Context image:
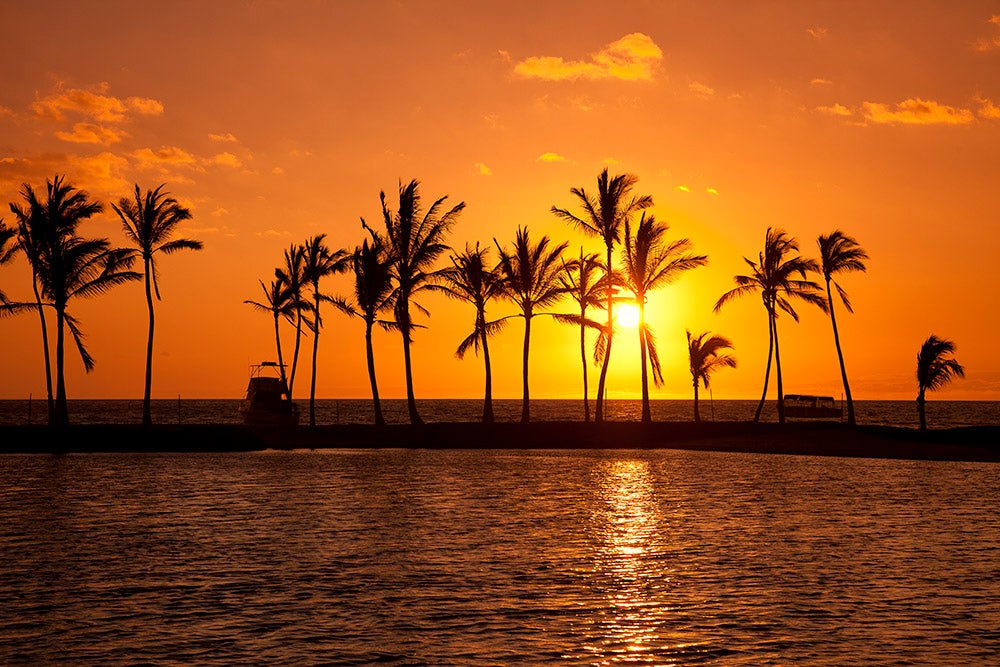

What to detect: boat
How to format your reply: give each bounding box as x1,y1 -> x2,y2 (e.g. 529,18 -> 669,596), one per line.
239,362 -> 300,426
783,394 -> 843,420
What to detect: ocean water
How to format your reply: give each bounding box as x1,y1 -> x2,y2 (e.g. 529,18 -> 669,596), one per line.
1,398 -> 998,429
1,448 -> 998,665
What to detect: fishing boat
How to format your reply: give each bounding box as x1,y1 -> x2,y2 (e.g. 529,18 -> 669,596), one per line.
239,362 -> 299,426
783,394 -> 843,420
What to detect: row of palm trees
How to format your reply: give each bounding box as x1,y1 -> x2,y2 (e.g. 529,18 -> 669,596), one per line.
1,176 -> 201,427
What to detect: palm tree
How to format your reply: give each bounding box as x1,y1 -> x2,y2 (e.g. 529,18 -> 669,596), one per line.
915,335 -> 965,430
111,184 -> 202,427
328,228 -> 397,426
686,330 -> 737,422
818,231 -> 868,426
367,178 -> 464,425
7,176 -> 140,426
0,219 -> 17,302
301,234 -> 350,427
714,228 -> 827,423
438,242 -> 506,424
552,168 -> 652,422
275,244 -> 309,399
558,249 -> 607,422
244,277 -> 299,394
621,213 -> 708,423
495,226 -> 568,423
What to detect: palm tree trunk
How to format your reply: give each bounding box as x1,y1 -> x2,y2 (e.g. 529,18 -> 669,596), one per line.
755,311 -> 774,423
399,300 -> 422,425
272,314 -> 288,392
639,310 -> 651,424
31,281 -> 54,423
579,309 -> 590,423
309,293 -> 320,427
826,279 -> 856,426
54,306 -> 69,427
364,320 -> 385,426
774,314 -> 785,424
481,316 -> 494,424
289,308 -> 303,399
917,389 -> 927,430
521,313 -> 531,423
595,245 -> 613,423
142,261 -> 155,427
693,380 -> 700,422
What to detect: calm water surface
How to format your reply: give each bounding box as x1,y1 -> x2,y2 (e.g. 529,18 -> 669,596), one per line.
1,449 -> 998,665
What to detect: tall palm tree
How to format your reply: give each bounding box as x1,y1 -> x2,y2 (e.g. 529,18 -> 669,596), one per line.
7,176 -> 140,426
367,178 -> 464,425
714,228 -> 827,423
438,242 -> 506,424
686,330 -> 737,422
552,167 -> 652,422
301,234 -> 350,427
111,184 -> 202,427
622,213 -> 708,423
818,231 -> 868,426
558,249 -> 607,422
0,219 -> 17,302
328,229 -> 397,426
244,277 -> 299,394
915,335 -> 965,430
495,226 -> 568,423
275,244 -> 309,399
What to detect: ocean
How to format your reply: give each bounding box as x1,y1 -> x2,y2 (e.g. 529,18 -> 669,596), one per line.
1,398 -> 999,429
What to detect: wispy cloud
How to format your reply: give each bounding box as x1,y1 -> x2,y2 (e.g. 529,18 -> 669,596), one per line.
474,162 -> 493,176
132,146 -> 199,169
973,15 -> 1000,52
862,98 -> 974,125
514,33 -> 663,82
208,132 -> 239,143
536,152 -> 566,163
674,185 -> 690,193
32,82 -> 162,122
817,103 -> 853,117
689,81 -> 715,99
54,122 -> 129,145
811,78 -> 833,86
806,27 -> 828,39
210,152 -> 243,168
977,96 -> 1000,119
706,187 -> 719,196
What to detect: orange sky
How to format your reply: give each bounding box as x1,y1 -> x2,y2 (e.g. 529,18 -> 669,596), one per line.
2,1 -> 999,402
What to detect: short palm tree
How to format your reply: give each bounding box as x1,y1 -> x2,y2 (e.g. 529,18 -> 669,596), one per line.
495,226 -> 568,423
301,234 -> 350,427
818,231 -> 868,426
367,178 -> 464,425
438,242 -> 506,424
111,184 -> 202,427
551,168 -> 652,422
622,213 -> 708,423
686,330 -> 737,422
275,244 -> 309,399
915,335 -> 965,430
557,249 -> 607,422
244,276 -> 299,394
328,229 -> 397,426
714,228 -> 827,423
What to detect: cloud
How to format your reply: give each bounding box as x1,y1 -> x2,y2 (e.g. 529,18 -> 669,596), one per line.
689,81 -> 715,99
132,146 -> 199,169
0,152 -> 130,194
811,78 -> 833,86
210,152 -> 243,168
977,97 -> 1000,119
271,166 -> 285,175
674,185 -> 690,193
208,132 -> 239,143
54,122 -> 129,145
862,98 -> 974,125
474,162 -> 492,176
706,187 -> 719,195
535,152 -> 566,162
514,33 -> 663,82
806,27 -> 827,39
0,105 -> 13,117
817,103 -> 853,117
603,157 -> 620,166
211,207 -> 230,217
31,83 -> 163,122
973,15 -> 1000,52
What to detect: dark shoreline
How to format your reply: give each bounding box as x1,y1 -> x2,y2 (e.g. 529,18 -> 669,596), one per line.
1,421 -> 999,462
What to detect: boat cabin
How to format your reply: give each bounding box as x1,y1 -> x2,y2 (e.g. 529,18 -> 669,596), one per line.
240,362 -> 299,426
783,394 -> 843,420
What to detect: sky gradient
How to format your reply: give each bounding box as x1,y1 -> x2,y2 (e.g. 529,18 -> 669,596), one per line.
2,1 -> 998,402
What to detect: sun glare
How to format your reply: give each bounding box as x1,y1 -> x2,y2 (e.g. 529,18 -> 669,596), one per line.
617,303 -> 641,328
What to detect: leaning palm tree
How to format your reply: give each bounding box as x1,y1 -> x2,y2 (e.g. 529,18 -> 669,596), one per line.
818,231 -> 868,426
621,213 -> 708,423
328,228 -> 397,426
244,277 -> 300,393
915,335 -> 965,430
714,228 -> 827,423
438,242 -> 506,424
557,249 -> 608,422
552,168 -> 652,422
301,234 -> 350,427
495,227 -> 568,423
275,243 -> 309,399
111,184 -> 202,427
367,178 -> 464,425
687,330 -> 737,422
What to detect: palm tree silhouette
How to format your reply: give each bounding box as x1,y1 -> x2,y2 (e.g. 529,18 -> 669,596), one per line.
367,179 -> 464,425
439,242 -> 506,424
0,219 -> 17,303
275,244 -> 309,399
818,231 -> 868,426
244,277 -> 300,395
621,213 -> 708,423
8,176 -> 140,426
111,184 -> 202,427
495,226 -> 568,423
686,330 -> 737,422
552,168 -> 652,422
915,335 -> 965,430
329,228 -> 397,426
302,234 -> 350,427
714,228 -> 826,423
557,249 -> 607,422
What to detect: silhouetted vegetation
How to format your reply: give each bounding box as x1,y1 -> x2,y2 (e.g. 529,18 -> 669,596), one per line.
916,335 -> 965,430
687,330 -> 737,422
557,249 -> 606,422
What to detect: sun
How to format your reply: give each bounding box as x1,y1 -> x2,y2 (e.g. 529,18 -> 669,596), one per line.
617,303 -> 641,328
